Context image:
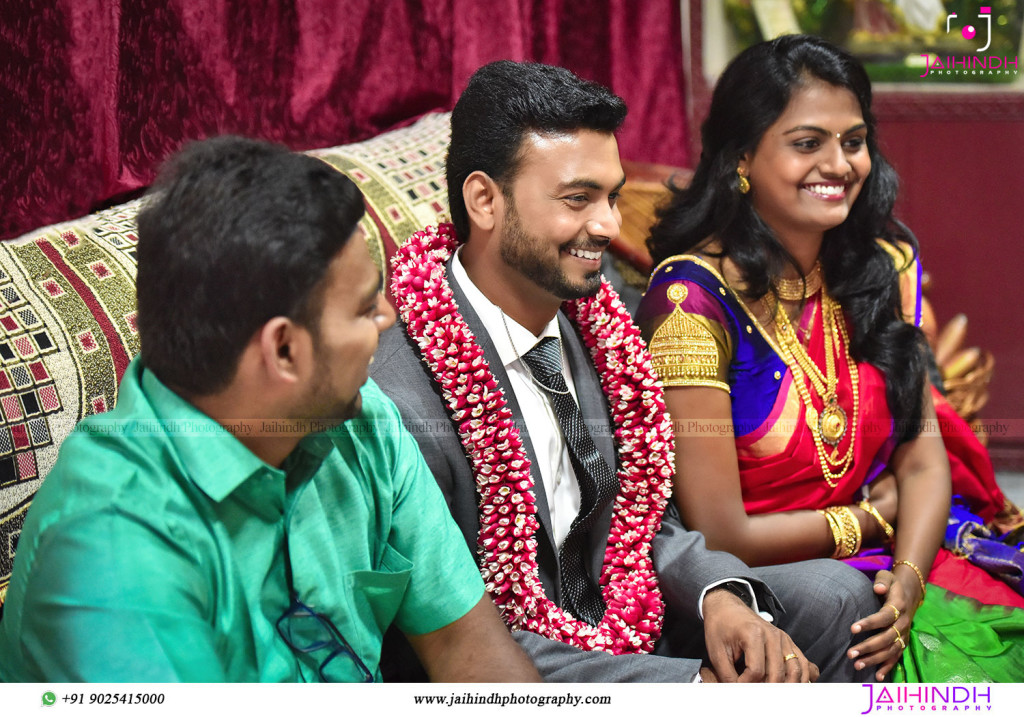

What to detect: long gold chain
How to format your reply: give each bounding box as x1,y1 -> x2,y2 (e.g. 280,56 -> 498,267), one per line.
767,291 -> 859,486
770,296 -> 830,395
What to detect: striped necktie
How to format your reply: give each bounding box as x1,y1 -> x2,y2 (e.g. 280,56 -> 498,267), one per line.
521,336 -> 617,625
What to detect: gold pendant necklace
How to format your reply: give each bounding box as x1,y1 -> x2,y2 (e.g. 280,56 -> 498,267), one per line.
766,290 -> 859,486
818,299 -> 846,447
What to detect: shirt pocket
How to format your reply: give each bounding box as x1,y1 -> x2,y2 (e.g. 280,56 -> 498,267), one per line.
345,543 -> 413,633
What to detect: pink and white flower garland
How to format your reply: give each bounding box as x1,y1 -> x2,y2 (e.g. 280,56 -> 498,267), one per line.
390,223 -> 674,654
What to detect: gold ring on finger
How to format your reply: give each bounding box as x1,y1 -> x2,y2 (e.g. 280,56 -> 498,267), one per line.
895,635 -> 906,650
891,625 -> 903,643
784,653 -> 797,662
887,604 -> 900,623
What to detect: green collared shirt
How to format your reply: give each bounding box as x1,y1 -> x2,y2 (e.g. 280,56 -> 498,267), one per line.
0,359 -> 483,682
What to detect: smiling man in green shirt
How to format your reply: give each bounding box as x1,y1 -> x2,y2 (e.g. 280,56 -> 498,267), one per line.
0,137 -> 539,683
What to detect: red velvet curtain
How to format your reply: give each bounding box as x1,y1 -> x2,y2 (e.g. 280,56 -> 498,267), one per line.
0,0 -> 689,241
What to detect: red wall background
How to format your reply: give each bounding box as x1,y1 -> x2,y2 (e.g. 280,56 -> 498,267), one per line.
878,116 -> 1024,466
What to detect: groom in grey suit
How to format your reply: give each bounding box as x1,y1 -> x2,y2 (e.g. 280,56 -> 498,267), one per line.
371,60 -> 878,682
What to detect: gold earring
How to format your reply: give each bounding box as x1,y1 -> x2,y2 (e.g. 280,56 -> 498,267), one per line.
737,167 -> 750,195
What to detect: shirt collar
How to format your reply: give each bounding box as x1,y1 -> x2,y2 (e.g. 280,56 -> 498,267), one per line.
136,364 -> 276,504
122,360 -> 337,523
451,247 -> 562,372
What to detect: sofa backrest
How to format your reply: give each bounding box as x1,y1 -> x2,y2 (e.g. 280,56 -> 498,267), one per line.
0,113 -> 453,607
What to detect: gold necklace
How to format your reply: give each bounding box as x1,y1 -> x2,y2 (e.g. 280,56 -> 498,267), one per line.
767,291 -> 859,486
774,261 -> 822,301
767,296 -> 827,393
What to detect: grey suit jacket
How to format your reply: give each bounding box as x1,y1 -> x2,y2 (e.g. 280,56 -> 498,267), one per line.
371,265 -> 781,681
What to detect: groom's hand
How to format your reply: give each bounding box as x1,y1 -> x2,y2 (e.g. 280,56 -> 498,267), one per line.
702,587 -> 818,683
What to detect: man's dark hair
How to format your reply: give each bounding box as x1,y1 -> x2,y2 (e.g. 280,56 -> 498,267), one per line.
135,136 -> 365,396
446,60 -> 627,241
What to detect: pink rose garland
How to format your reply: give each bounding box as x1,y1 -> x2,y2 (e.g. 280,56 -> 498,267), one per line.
391,223 -> 674,654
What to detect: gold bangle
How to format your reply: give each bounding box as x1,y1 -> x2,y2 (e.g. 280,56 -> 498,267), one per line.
827,507 -> 855,558
857,499 -> 895,544
844,506 -> 863,557
893,559 -> 927,602
817,509 -> 843,558
824,506 -> 862,558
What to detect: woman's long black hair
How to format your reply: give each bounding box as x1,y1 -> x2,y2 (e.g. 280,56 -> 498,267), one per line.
648,35 -> 927,442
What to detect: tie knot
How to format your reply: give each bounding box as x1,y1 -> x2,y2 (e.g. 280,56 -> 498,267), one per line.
522,336 -> 563,381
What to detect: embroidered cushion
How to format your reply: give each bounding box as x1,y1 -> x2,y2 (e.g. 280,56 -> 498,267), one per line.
0,113 -> 452,606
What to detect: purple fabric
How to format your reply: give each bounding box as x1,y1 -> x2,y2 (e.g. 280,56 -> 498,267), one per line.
945,501 -> 1024,597
843,549 -> 893,581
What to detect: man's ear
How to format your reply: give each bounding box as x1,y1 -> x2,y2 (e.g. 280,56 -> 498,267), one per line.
463,170 -> 501,232
256,317 -> 310,385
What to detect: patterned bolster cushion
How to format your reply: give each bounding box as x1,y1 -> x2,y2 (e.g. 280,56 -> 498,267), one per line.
0,113 -> 453,606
